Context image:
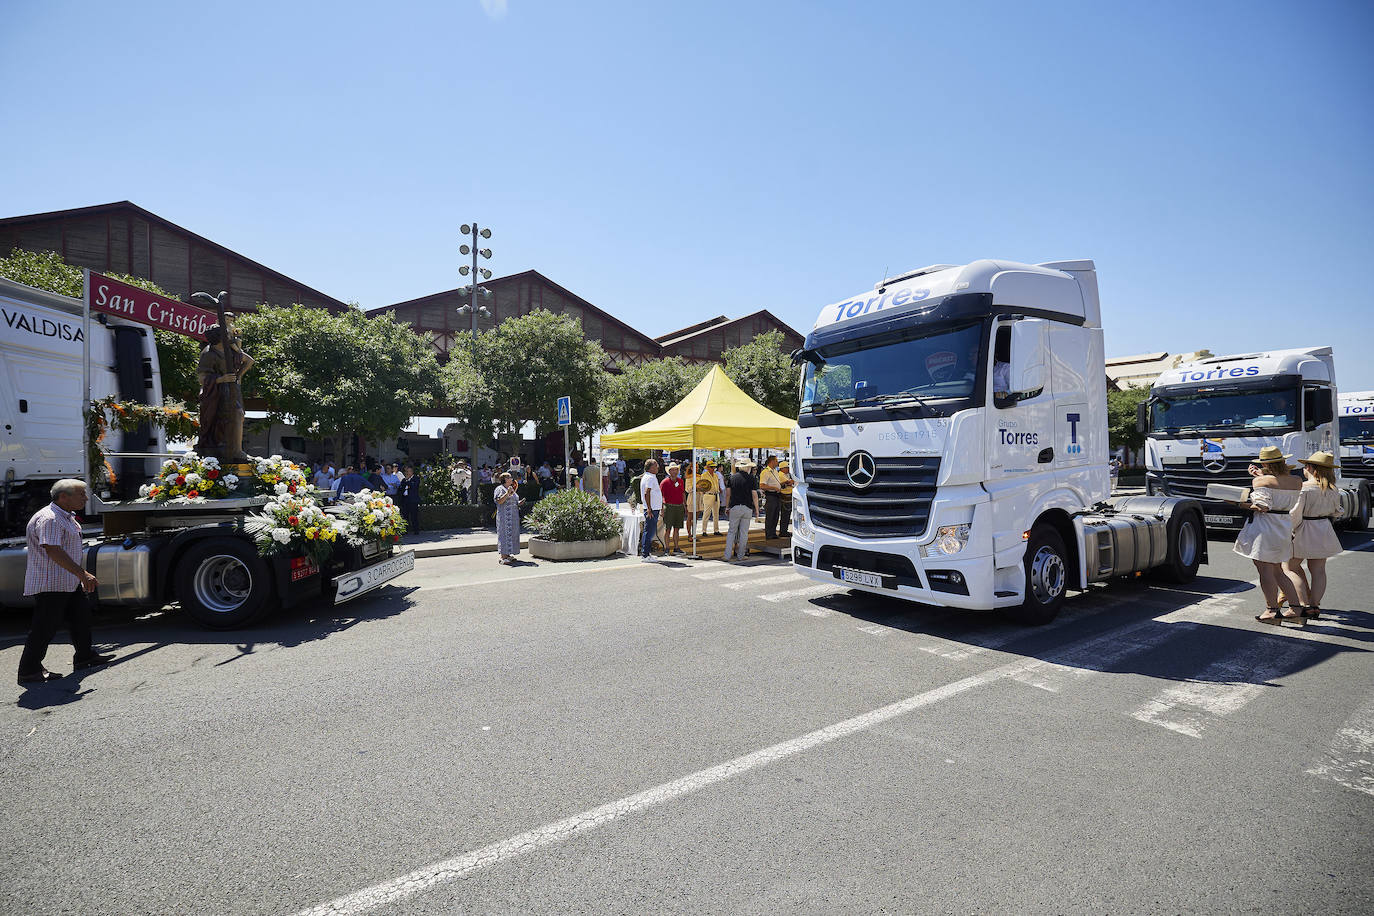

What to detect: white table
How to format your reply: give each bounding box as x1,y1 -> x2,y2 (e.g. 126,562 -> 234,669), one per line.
617,504 -> 642,555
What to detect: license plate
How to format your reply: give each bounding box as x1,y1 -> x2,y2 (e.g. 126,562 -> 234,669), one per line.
1204,514 -> 1240,527
840,568 -> 884,588
333,551 -> 415,605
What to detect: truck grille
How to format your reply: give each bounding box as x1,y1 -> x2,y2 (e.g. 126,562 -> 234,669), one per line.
801,457 -> 939,539
1340,462 -> 1374,482
1159,458 -> 1257,500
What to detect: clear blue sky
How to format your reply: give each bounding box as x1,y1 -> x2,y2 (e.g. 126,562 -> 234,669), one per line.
4,0 -> 1372,387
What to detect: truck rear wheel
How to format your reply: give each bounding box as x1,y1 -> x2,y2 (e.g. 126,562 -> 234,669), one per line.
174,538 -> 273,629
1005,525 -> 1067,626
1155,509 -> 1203,583
1349,488 -> 1371,531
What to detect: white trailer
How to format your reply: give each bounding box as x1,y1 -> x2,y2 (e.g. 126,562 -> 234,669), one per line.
1141,348 -> 1370,531
788,259 -> 1205,624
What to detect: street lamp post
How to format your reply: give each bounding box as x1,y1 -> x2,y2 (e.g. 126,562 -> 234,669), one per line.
456,222 -> 493,504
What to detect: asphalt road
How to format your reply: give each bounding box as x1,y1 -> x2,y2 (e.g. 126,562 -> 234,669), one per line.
2,529 -> 1371,915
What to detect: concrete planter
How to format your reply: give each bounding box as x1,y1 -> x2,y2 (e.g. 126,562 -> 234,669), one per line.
528,535 -> 622,561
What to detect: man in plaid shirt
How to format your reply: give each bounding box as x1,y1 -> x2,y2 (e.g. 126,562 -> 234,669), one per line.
18,479 -> 113,686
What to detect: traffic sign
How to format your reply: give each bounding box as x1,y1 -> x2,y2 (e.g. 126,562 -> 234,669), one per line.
557,396 -> 572,427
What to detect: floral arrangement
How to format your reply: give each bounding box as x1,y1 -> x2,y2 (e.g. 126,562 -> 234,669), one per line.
138,452 -> 238,503
245,492 -> 338,565
333,489 -> 407,546
85,396 -> 199,491
252,454 -> 313,496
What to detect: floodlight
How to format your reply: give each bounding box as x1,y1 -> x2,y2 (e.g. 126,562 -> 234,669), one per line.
459,265 -> 470,275
479,249 -> 491,259
461,224 -> 471,234
460,244 -> 470,255
479,286 -> 491,296
480,268 -> 492,279
457,304 -> 471,315
480,228 -> 491,239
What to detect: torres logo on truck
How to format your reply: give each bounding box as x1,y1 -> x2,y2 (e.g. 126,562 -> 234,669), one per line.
1176,365 -> 1261,382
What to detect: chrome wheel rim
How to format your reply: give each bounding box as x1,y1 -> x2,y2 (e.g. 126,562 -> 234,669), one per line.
1178,520 -> 1199,568
1030,546 -> 1065,604
192,555 -> 252,614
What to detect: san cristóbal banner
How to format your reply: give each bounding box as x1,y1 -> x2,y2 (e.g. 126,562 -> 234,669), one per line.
84,270 -> 217,340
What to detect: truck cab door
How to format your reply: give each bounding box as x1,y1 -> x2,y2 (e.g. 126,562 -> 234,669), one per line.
986,317 -> 1056,491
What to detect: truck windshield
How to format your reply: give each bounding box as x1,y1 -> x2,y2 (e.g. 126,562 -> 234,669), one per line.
801,322 -> 981,414
1150,386 -> 1299,435
1340,416 -> 1374,444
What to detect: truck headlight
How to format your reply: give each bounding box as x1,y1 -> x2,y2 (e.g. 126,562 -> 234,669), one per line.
792,502 -> 811,539
923,524 -> 970,557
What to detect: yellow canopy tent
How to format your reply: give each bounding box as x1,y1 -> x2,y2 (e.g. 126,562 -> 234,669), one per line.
601,365 -> 795,558
600,365 -> 794,450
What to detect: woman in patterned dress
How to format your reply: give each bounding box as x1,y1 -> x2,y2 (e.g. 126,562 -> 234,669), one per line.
494,471 -> 523,565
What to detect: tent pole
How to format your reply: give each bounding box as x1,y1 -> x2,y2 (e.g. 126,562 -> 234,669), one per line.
691,444 -> 698,559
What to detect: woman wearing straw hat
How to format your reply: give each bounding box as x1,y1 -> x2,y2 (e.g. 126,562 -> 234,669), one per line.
1283,451 -> 1343,619
1234,445 -> 1305,624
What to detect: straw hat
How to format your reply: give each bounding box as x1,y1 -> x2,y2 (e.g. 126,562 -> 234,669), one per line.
1256,446 -> 1291,465
735,458 -> 755,470
1298,450 -> 1337,469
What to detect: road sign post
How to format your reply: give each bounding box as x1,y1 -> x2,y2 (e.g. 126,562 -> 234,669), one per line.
557,396 -> 572,489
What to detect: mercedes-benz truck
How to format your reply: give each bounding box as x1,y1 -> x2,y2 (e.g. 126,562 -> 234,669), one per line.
1141,348 -> 1370,531
788,259 -> 1205,624
1339,389 -> 1374,491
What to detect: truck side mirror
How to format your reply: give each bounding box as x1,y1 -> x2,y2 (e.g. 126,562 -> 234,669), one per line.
1305,388 -> 1334,426
1136,400 -> 1149,434
994,319 -> 1047,408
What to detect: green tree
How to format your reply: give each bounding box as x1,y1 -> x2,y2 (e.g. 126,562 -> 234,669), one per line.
1107,385 -> 1150,453
0,248 -> 201,400
600,356 -> 710,430
721,329 -> 800,418
238,304 -> 443,458
442,309 -> 610,453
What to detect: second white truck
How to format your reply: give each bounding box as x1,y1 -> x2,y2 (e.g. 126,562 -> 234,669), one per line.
1141,348 -> 1370,531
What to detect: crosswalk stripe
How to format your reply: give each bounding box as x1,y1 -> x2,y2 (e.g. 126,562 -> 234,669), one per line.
1306,692 -> 1374,797
721,573 -> 805,590
692,565 -> 776,580
760,584 -> 840,603
1130,639 -> 1312,737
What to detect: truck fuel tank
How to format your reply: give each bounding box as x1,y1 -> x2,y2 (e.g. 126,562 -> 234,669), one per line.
1076,495 -> 1204,583
91,540 -> 160,606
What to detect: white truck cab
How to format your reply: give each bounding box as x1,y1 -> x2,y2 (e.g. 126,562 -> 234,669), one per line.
1,276 -> 164,531
1338,390 -> 1374,488
789,259 -> 1205,623
1142,348 -> 1370,531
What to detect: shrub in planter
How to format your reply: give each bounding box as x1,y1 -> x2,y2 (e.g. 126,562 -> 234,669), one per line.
527,488 -> 622,543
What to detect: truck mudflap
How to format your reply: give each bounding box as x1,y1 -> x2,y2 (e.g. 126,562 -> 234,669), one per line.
331,550 -> 415,605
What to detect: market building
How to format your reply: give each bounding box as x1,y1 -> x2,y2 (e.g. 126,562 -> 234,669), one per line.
0,201 -> 349,314
655,310 -> 804,365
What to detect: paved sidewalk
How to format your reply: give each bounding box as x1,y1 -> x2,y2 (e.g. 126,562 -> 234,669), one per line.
401,526 -> 529,558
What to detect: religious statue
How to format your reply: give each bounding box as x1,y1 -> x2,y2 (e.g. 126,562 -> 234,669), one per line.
193,312 -> 254,462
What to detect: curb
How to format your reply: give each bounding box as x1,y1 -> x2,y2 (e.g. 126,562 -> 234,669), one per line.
411,536 -> 530,559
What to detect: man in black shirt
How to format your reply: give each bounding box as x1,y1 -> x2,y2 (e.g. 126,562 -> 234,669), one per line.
397,464 -> 421,532
723,459 -> 759,561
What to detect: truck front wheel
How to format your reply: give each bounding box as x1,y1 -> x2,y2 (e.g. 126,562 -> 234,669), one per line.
1005,525 -> 1067,626
175,538 -> 273,629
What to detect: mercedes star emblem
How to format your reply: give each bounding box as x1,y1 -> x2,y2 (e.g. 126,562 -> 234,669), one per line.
846,450 -> 877,489
1202,452 -> 1228,473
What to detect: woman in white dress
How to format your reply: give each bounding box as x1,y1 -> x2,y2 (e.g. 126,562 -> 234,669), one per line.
1284,451 -> 1343,619
1233,446 -> 1305,624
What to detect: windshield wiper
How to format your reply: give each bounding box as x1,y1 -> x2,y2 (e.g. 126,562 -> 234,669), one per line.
804,398 -> 858,422
858,390 -> 937,412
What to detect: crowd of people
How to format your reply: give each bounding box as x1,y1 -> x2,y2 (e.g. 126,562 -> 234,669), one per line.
1232,448 -> 1344,624
632,454 -> 795,562
310,459 -> 420,532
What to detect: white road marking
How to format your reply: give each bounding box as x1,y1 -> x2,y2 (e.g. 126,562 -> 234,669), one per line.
1307,693 -> 1374,797
1131,639 -> 1312,737
293,652 -> 1053,916
692,565 -> 776,580
760,584 -> 841,603
721,573 -> 805,590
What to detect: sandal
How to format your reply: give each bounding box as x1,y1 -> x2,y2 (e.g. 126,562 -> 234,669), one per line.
1255,608 -> 1283,625
1301,606 -> 1322,620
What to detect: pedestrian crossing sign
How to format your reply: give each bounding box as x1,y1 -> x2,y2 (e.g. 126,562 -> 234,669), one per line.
557,396 -> 572,427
